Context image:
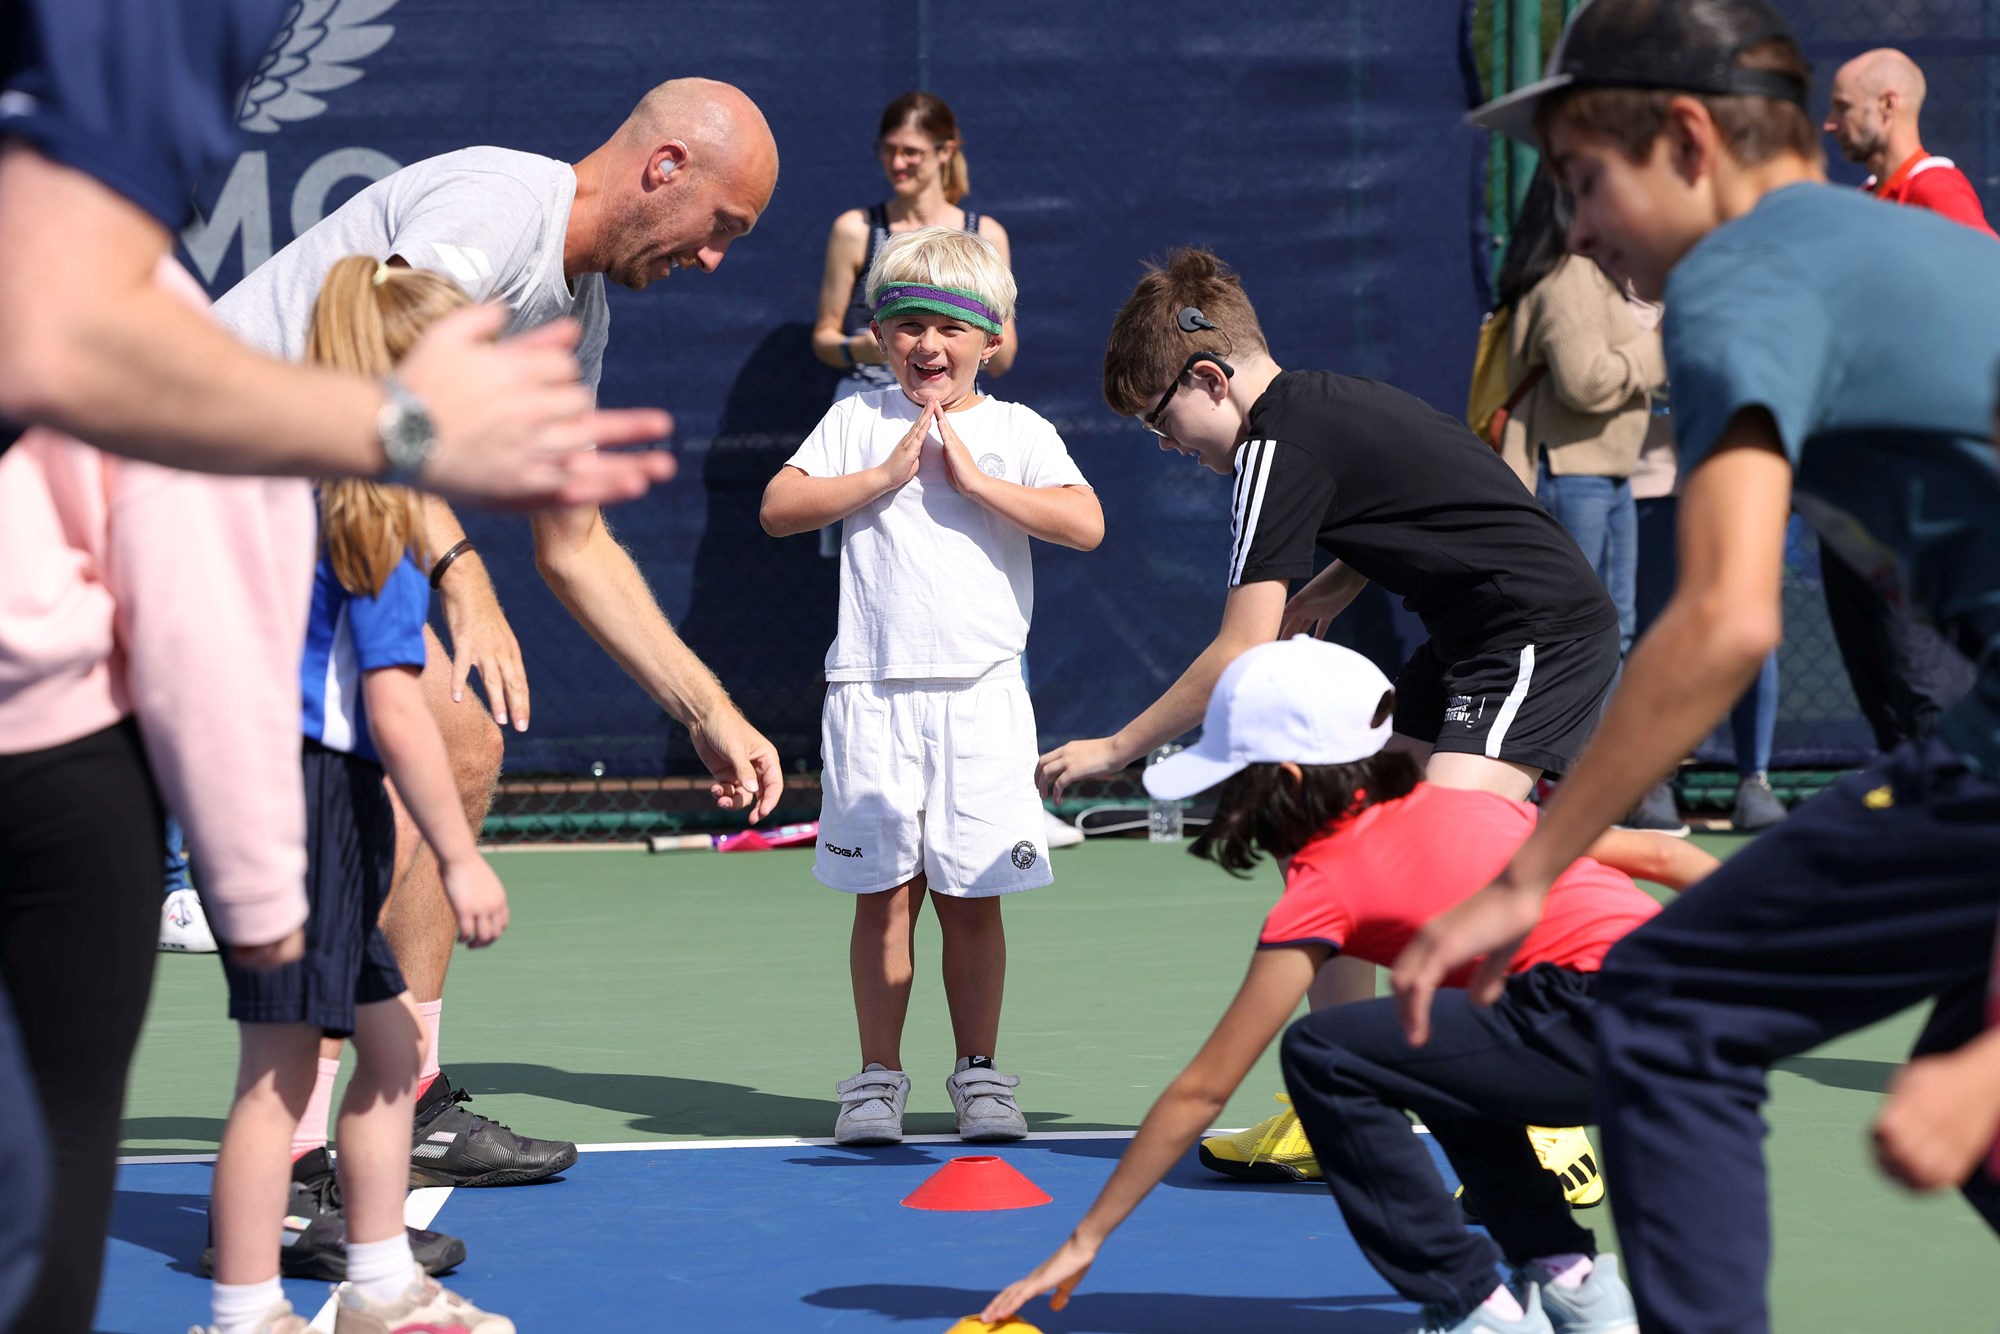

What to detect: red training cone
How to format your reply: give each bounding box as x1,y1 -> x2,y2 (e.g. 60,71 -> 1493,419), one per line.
902,1155 -> 1053,1211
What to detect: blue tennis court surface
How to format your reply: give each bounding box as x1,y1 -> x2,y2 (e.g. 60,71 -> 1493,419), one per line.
98,1134 -> 1465,1331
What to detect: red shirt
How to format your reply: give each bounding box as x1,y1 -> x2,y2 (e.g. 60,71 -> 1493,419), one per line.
1258,784 -> 1661,984
1871,152 -> 1997,238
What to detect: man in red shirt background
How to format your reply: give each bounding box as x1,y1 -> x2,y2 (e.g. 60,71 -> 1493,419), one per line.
1825,47 -> 1997,236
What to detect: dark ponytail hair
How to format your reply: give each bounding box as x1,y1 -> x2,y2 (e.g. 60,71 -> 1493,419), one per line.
1493,172 -> 1575,313
879,91 -> 969,204
1189,752 -> 1423,877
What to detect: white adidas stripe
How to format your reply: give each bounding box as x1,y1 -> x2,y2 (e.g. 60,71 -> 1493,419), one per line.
1229,439 -> 1276,586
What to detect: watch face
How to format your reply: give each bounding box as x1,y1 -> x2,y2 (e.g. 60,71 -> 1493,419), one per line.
380,386 -> 437,472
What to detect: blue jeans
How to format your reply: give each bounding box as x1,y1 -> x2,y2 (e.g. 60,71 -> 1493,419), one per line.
163,816 -> 191,895
1536,468 -> 1637,655
1634,496 -> 1783,776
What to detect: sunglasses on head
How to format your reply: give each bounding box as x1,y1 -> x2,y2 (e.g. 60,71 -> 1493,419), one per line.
1144,350 -> 1235,438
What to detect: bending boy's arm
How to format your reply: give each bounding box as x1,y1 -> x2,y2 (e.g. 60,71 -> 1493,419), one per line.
1584,828 -> 1721,893
964,479 -> 1104,551
1037,581 -> 1285,795
982,945 -> 1323,1323
532,504 -> 781,820
759,464 -> 898,536
1394,410 -> 1791,1041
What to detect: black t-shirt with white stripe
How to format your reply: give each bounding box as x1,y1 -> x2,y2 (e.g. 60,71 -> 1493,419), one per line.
1231,370 -> 1616,658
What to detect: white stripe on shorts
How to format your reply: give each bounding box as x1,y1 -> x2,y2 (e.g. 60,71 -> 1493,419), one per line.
1483,644 -> 1536,760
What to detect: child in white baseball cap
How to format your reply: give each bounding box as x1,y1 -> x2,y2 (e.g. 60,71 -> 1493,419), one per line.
984,636 -> 1715,1334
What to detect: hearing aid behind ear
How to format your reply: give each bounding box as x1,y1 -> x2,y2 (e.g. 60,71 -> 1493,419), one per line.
1177,306 -> 1219,333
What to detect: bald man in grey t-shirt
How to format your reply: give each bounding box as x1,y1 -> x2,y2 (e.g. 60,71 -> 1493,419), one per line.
221,146 -> 611,388
211,78 -> 782,1222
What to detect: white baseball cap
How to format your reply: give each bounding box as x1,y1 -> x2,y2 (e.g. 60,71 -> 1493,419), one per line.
1143,636 -> 1396,801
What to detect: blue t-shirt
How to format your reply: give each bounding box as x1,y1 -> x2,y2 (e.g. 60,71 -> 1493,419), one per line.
1664,182 -> 2000,772
301,553 -> 430,764
0,0 -> 286,231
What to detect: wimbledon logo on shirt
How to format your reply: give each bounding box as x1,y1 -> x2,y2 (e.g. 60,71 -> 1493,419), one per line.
181,0 -> 405,289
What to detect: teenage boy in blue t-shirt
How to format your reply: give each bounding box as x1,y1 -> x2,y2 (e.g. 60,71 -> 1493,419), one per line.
1388,2 -> 2000,1331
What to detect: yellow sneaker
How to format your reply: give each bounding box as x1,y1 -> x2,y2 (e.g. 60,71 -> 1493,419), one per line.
1457,1125 -> 1606,1218
1198,1094 -> 1321,1182
1529,1124 -> 1604,1207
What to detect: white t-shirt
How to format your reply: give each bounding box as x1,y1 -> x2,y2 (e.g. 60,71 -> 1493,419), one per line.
214,147 -> 608,391
786,389 -> 1090,682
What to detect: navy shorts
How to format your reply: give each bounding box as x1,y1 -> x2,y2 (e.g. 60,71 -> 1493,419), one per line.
217,742 -> 405,1036
1393,627 -> 1620,775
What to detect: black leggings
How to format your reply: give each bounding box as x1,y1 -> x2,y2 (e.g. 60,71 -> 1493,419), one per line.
0,720 -> 165,1333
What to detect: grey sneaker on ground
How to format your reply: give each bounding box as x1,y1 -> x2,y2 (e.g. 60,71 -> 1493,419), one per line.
1614,781 -> 1689,837
1731,773 -> 1787,831
1524,1253 -> 1638,1334
834,1063 -> 910,1145
946,1056 -> 1027,1141
1409,1280 -> 1553,1334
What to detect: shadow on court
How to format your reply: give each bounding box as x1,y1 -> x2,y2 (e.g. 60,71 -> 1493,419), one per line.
449,1061 -> 1131,1139
1774,1055 -> 1899,1094
1040,1135 -> 1333,1196
803,1283 -> 1410,1333
104,1186 -> 208,1276
117,1116 -> 227,1154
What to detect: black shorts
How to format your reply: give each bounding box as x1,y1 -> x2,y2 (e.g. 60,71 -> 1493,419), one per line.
1393,627 -> 1620,775
218,742 -> 405,1037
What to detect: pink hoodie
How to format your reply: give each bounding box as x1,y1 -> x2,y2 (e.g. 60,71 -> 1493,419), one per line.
0,260 -> 314,946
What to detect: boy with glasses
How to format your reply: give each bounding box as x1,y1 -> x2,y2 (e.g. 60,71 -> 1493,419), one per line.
1042,247 -> 1620,822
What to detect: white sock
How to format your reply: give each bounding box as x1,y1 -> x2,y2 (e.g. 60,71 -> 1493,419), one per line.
1481,1282 -> 1527,1321
290,1057 -> 341,1160
211,1275 -> 284,1334
1533,1252 -> 1594,1290
417,999 -> 443,1092
344,1232 -> 415,1307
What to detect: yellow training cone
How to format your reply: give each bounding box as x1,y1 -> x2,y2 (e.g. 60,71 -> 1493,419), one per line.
944,1319 -> 1043,1334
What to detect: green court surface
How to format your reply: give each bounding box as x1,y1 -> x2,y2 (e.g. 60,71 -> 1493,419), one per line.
123,836 -> 1997,1330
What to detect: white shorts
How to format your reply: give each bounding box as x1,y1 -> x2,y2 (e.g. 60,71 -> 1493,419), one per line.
816,665 -> 1052,898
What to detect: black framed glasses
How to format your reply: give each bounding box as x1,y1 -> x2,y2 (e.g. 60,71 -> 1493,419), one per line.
1143,350 -> 1235,437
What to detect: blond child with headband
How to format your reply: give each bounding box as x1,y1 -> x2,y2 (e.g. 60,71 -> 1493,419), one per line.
762,227 -> 1102,1145
200,258 -> 512,1334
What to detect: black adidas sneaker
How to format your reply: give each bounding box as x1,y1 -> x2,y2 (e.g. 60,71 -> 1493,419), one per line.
408,1069 -> 579,1188
200,1147 -> 466,1280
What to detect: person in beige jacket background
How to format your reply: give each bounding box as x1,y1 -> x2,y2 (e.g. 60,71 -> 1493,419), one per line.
1495,175 -> 1666,660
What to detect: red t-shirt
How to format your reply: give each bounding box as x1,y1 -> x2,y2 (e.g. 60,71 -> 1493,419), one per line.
1258,784 -> 1661,984
1872,153 -> 1998,238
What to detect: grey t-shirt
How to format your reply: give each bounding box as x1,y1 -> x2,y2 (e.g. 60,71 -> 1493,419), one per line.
215,146 -> 608,391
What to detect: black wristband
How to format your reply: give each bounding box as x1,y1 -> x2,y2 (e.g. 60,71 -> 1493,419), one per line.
838,337 -> 855,368
429,538 -> 477,589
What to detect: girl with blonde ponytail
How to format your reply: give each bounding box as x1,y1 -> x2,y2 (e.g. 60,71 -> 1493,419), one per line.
202,256 -> 515,1334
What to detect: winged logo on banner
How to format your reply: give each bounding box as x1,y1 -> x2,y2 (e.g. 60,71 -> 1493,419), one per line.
235,0 -> 399,133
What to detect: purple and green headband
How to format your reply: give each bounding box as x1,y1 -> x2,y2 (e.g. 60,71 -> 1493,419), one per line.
871,282 -> 1003,336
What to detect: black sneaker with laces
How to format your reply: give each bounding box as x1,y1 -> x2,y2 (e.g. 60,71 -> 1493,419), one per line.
199,1146 -> 466,1280
408,1069 -> 579,1188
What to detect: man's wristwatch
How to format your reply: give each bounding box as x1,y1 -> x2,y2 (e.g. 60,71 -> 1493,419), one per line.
376,376 -> 439,487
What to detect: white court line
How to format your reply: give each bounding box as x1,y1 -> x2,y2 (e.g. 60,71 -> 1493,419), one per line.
306,1187 -> 452,1332
120,1124 -> 1429,1167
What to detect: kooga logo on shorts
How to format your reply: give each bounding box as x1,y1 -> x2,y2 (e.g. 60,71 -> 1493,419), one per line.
824,841 -> 864,859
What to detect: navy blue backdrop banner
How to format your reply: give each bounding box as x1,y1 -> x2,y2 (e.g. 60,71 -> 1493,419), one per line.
184,0 -> 1488,778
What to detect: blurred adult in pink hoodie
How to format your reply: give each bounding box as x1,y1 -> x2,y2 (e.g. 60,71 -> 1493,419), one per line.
0,259 -> 313,1331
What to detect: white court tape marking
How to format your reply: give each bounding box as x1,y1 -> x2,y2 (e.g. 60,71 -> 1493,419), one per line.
306,1187 -> 453,1332
120,1124 -> 1430,1167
